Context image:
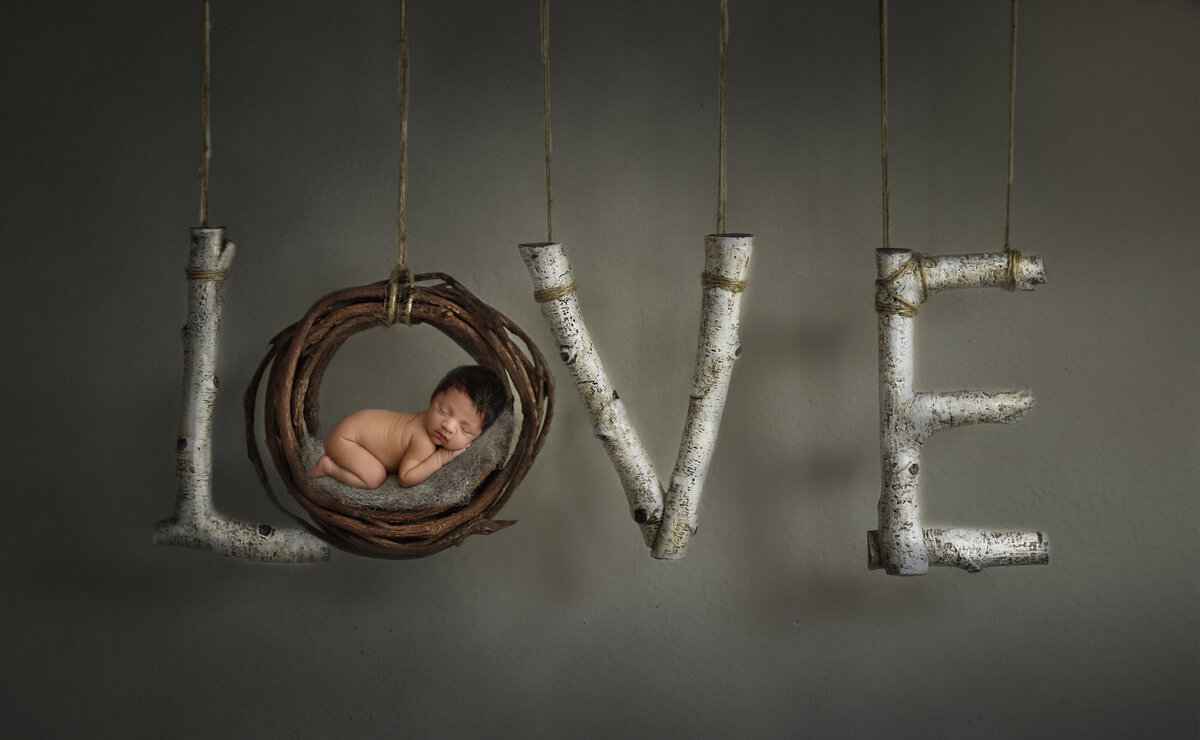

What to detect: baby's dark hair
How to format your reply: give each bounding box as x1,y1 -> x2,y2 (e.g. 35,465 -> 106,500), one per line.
431,365 -> 507,429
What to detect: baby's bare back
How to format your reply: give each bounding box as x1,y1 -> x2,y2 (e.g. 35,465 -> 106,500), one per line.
327,409 -> 424,470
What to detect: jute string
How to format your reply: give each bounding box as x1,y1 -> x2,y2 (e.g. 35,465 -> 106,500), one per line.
716,0 -> 728,235
877,0 -> 1022,297
386,0 -> 414,324
1002,0 -> 1021,290
878,0 -> 890,250
200,0 -> 212,227
188,0 -> 226,285
541,0 -> 553,243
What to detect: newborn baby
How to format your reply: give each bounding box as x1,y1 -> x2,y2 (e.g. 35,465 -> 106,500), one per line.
307,365 -> 507,489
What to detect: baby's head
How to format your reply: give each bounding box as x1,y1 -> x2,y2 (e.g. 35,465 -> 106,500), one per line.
431,365 -> 507,430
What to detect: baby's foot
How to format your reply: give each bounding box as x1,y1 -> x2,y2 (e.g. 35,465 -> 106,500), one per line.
307,455 -> 330,479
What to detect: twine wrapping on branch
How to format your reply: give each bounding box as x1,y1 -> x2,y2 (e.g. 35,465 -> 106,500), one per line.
874,251 -> 929,317
701,271 -> 745,294
186,266 -> 229,282
533,282 -> 576,304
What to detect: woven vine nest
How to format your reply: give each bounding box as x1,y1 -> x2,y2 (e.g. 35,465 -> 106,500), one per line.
245,272 -> 554,558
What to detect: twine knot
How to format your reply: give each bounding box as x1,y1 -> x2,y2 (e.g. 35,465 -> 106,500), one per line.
385,264 -> 415,325
1003,247 -> 1023,291
874,252 -> 929,317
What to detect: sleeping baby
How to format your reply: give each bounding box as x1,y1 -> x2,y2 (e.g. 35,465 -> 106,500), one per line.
307,365 -> 506,489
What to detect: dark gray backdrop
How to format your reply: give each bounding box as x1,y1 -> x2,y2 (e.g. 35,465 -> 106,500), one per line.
3,1 -> 1196,737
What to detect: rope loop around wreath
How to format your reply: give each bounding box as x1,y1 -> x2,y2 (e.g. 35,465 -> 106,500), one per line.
384,264 -> 415,324
245,273 -> 554,558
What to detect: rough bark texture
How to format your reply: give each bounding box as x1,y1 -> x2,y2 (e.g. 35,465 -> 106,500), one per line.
874,247 -> 1048,576
153,227 -> 331,562
519,242 -> 665,545
653,234 -> 752,559
867,528 -> 1049,572
521,236 -> 752,558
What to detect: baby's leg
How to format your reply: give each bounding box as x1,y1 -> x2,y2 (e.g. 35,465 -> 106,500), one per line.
314,434 -> 389,490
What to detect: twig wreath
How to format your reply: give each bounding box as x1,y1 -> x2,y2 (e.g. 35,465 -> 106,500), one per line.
240,0 -> 553,559
244,274 -> 553,558
150,0 -> 556,562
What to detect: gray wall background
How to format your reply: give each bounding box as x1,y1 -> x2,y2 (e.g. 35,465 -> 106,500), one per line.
3,1 -> 1196,737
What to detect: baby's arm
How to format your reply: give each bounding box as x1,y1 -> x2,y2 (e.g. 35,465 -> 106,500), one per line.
397,445 -> 469,487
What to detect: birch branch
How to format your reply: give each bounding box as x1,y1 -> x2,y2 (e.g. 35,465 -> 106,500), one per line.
873,247 -> 1047,576
653,234 -> 752,559
520,242 -> 665,545
924,251 -> 1045,293
912,389 -> 1035,438
867,528 -> 1049,573
153,227 -> 330,562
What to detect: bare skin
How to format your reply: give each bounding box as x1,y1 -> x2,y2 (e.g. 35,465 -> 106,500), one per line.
306,387 -> 486,489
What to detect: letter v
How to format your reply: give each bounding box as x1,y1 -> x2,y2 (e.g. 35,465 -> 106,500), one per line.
521,235 -> 752,559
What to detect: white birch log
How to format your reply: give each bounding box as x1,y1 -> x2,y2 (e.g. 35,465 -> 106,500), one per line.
874,247 -> 1047,576
520,242 -> 666,545
153,227 -> 330,562
867,528 -> 1049,572
520,236 -> 751,557
652,234 -> 752,559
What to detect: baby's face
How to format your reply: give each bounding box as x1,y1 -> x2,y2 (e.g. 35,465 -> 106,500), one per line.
425,387 -> 486,451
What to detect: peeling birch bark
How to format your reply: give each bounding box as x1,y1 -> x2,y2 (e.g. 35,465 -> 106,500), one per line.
653,234 -> 752,559
520,242 -> 665,545
874,247 -> 1047,576
153,227 -> 330,562
520,235 -> 751,557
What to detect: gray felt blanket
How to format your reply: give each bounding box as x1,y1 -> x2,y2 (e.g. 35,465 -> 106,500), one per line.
300,410 -> 515,511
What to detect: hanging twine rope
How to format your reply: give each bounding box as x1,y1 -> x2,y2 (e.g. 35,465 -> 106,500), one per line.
199,0 -> 212,227
541,0 -> 554,243
188,0 -> 227,283
877,0 -> 1022,294
386,0 -> 414,324
1002,0 -> 1021,290
716,0 -> 728,235
878,0 -> 890,250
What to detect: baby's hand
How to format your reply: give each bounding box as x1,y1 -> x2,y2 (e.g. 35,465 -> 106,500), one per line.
436,444 -> 470,465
